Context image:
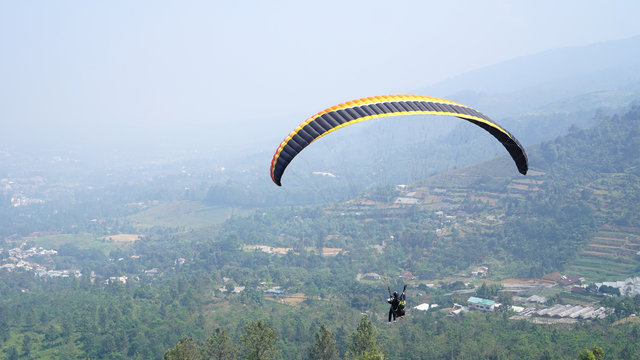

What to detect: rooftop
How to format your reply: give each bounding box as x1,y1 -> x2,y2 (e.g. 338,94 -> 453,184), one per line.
467,296 -> 495,306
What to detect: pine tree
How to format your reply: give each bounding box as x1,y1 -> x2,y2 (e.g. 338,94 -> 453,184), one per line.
203,327 -> 236,360
164,336 -> 203,360
345,316 -> 384,360
240,319 -> 279,360
577,345 -> 604,360
309,324 -> 338,360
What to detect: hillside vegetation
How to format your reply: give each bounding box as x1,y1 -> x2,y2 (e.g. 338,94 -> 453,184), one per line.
1,103 -> 640,359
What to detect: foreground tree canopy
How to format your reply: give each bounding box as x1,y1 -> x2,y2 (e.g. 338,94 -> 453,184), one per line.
270,94 -> 529,186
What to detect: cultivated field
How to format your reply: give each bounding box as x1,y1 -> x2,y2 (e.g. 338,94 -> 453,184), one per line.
102,234 -> 140,243
127,200 -> 249,229
19,233 -> 125,254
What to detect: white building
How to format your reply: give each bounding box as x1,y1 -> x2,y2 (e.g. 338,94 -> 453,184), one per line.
596,277 -> 640,297
467,297 -> 499,312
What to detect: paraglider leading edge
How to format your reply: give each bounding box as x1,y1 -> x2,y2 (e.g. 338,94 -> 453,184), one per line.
270,94 -> 528,186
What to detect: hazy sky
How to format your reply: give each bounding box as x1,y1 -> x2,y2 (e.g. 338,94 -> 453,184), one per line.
3,1 -> 640,155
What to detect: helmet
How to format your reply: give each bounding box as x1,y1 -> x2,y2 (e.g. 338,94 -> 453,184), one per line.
393,291 -> 398,297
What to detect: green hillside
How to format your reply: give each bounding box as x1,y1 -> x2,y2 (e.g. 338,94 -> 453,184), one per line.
413,105 -> 640,280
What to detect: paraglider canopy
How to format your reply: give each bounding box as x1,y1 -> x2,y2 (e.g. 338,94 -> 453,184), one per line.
270,95 -> 528,186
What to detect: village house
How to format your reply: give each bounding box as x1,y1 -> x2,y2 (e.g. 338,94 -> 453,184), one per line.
471,266 -> 488,277
0,263 -> 16,271
394,197 -> 420,206
447,305 -> 465,317
399,271 -> 416,281
414,303 -> 433,311
265,288 -> 285,295
362,272 -> 381,281
144,268 -> 159,275
542,272 -> 563,283
106,275 -> 128,285
467,296 -> 500,312
559,275 -> 583,287
526,295 -> 548,304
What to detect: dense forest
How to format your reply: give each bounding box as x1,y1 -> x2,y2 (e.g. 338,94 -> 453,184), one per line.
0,107 -> 639,359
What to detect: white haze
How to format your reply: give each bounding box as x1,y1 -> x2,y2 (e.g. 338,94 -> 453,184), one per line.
2,0 -> 640,167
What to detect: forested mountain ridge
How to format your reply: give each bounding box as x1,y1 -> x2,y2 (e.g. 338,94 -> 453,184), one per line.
412,105 -> 640,278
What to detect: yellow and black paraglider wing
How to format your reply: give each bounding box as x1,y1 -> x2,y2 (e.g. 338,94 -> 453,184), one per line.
270,94 -> 528,186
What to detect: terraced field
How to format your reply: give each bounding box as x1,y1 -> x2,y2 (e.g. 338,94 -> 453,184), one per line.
565,230 -> 640,281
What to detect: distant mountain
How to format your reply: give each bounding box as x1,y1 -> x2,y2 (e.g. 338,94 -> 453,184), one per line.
417,36 -> 640,117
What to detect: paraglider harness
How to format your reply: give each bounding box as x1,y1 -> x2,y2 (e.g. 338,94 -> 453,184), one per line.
387,284 -> 407,321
